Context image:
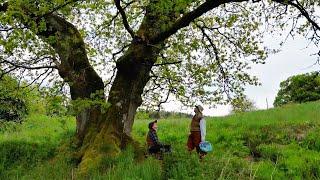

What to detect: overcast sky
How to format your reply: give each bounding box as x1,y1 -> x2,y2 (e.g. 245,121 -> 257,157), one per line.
245,36 -> 319,111
163,34 -> 319,116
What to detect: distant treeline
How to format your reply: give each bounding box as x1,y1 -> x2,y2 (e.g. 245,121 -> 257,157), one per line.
135,110 -> 193,120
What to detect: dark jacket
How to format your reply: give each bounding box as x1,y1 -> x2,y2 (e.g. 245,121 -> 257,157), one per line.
146,130 -> 161,147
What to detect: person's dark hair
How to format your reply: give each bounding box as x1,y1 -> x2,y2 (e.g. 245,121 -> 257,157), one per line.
148,120 -> 158,129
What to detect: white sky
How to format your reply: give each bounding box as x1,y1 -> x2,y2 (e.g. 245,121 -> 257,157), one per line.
163,35 -> 319,116
245,36 -> 319,112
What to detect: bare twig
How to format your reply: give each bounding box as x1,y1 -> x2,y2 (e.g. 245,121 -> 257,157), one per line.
153,61 -> 182,66
104,66 -> 117,87
195,22 -> 232,99
112,44 -> 130,62
114,0 -> 135,39
0,67 -> 18,80
156,88 -> 171,112
22,68 -> 51,88
0,58 -> 57,70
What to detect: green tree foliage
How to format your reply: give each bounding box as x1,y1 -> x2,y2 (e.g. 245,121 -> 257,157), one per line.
0,0 -> 318,109
43,92 -> 68,116
0,74 -> 27,121
231,95 -> 256,113
274,72 -> 320,107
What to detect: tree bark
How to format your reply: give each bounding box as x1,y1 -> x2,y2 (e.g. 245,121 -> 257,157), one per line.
72,40 -> 164,174
108,41 -> 163,140
38,15 -> 106,144
38,12 -> 165,173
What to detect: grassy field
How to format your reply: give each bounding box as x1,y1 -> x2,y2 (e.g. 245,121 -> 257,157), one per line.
0,101 -> 320,179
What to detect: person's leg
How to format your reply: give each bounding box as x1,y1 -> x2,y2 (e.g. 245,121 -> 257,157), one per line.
163,144 -> 171,152
199,151 -> 207,159
149,145 -> 163,160
196,144 -> 207,159
187,133 -> 195,152
149,145 -> 161,154
193,131 -> 201,153
193,131 -> 206,159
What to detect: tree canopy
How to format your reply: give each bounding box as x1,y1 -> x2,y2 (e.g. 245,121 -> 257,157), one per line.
230,95 -> 256,113
0,0 -> 318,109
274,71 -> 320,107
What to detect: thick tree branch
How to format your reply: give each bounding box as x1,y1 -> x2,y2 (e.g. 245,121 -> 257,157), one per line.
151,0 -> 247,44
288,0 -> 320,31
41,0 -> 82,18
114,0 -> 135,39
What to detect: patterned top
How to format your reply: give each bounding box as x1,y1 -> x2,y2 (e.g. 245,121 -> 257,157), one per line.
146,130 -> 161,147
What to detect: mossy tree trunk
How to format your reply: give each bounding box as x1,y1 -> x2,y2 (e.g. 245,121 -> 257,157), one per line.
77,41 -> 163,173
37,11 -> 165,172
38,15 -> 106,144
15,0 -> 236,173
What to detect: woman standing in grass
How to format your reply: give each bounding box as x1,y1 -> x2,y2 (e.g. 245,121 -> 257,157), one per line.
187,105 -> 206,159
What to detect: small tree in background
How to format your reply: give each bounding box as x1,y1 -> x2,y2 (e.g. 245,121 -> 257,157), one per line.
274,72 -> 320,107
231,95 -> 256,114
0,75 -> 27,122
40,84 -> 69,117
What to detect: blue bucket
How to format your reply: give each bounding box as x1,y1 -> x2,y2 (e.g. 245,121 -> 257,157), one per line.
199,141 -> 213,152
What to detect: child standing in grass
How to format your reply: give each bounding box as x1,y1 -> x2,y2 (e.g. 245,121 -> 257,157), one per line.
187,105 -> 207,159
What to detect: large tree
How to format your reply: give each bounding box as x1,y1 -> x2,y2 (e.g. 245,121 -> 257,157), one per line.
0,0 -> 319,173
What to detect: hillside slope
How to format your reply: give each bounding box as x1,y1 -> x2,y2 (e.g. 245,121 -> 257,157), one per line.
0,101 -> 319,179
133,101 -> 320,179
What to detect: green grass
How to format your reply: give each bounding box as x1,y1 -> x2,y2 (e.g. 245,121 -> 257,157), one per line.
1,101 -> 320,179
0,114 -> 75,179
132,101 -> 320,179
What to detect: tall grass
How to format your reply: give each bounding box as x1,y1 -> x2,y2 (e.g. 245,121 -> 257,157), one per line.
0,114 -> 162,179
0,114 -> 75,179
132,101 -> 320,179
0,101 -> 319,179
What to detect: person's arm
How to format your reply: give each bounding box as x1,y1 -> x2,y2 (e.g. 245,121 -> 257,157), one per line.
200,118 -> 206,142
